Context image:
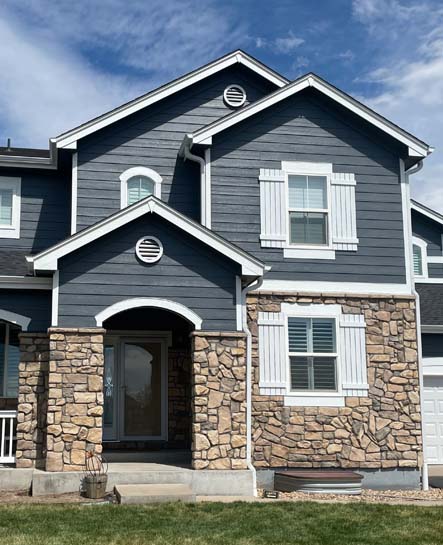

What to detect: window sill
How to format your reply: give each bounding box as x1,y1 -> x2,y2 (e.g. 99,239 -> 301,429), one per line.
283,394 -> 345,407
283,247 -> 335,260
0,227 -> 19,239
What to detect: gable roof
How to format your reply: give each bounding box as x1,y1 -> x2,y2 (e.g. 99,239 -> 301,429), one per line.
411,199 -> 443,226
52,50 -> 289,150
186,73 -> 432,159
27,196 -> 266,277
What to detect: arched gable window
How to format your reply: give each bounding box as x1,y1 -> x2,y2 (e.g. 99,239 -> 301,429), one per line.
120,167 -> 162,208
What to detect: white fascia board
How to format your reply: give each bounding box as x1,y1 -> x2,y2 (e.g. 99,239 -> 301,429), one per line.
0,276 -> 52,290
411,201 -> 443,226
257,279 -> 414,296
29,197 -> 265,276
191,76 -> 430,158
53,51 -> 288,150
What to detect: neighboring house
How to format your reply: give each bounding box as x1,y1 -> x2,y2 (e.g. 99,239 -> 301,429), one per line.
411,200 -> 443,470
0,50 -> 434,494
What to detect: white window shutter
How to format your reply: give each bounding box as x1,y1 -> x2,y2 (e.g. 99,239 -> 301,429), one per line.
258,311 -> 287,395
259,169 -> 286,248
339,313 -> 368,396
330,172 -> 358,251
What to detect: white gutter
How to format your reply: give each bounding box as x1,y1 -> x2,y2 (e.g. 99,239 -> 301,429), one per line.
242,276 -> 264,497
406,159 -> 428,490
183,141 -> 207,226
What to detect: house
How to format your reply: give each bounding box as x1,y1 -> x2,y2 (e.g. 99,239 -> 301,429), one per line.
411,200 -> 443,474
0,50 -> 435,495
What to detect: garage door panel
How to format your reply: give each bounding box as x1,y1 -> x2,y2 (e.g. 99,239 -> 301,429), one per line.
423,376 -> 443,463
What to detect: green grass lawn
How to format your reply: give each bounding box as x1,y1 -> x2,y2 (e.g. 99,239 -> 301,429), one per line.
0,501 -> 442,545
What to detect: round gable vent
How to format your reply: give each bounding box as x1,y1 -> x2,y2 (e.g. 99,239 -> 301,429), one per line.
223,85 -> 247,108
136,236 -> 163,263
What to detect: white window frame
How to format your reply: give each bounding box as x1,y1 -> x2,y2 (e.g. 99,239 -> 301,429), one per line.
282,303 -> 343,406
282,162 -> 334,259
0,176 -> 21,239
412,235 -> 428,280
120,167 -> 162,208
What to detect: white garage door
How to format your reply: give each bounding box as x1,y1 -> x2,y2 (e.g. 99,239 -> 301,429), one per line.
423,376 -> 443,464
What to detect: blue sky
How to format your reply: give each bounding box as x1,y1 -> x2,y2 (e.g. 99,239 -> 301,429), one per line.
0,0 -> 442,209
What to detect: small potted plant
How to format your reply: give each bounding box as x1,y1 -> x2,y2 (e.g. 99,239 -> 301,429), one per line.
84,451 -> 108,499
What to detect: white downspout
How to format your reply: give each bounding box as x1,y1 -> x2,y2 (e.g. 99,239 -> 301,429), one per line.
405,159 -> 428,490
242,276 -> 264,497
183,143 -> 206,226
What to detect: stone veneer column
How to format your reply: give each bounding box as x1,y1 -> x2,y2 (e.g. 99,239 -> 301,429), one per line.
45,328 -> 105,472
191,331 -> 247,470
15,333 -> 49,469
249,293 -> 422,470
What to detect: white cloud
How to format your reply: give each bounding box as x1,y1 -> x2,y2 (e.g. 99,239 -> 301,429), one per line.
256,31 -> 304,54
0,0 -> 247,147
352,0 -> 443,213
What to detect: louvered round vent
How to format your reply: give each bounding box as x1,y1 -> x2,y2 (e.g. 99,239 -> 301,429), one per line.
136,236 -> 163,263
223,85 -> 247,108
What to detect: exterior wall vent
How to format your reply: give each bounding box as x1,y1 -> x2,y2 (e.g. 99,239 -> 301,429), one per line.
136,236 -> 163,264
223,85 -> 247,108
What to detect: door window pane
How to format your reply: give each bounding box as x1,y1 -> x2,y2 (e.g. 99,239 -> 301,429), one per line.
0,189 -> 13,225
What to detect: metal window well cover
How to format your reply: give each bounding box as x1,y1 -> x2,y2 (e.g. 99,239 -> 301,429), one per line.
274,470 -> 363,495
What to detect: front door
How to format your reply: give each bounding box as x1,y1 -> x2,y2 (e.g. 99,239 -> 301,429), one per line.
103,335 -> 168,442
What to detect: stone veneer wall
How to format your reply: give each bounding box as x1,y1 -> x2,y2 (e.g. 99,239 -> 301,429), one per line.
15,333 -> 49,469
249,293 -> 422,470
45,328 -> 105,472
168,348 -> 191,448
191,332 -> 247,469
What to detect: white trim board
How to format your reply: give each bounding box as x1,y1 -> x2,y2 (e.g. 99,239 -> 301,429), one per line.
52,50 -> 288,150
0,309 -> 30,331
257,279 -> 414,296
411,200 -> 443,226
95,298 -> 203,329
188,74 -> 431,158
70,152 -> 78,235
27,195 -> 265,277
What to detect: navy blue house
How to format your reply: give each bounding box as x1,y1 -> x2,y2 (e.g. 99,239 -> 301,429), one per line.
0,51 -> 438,494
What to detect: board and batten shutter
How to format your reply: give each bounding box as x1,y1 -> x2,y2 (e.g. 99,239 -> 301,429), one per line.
259,169 -> 286,248
330,172 -> 358,251
258,311 -> 287,395
339,313 -> 368,396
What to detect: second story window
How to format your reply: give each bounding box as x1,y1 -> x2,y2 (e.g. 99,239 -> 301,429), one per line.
120,167 -> 162,208
413,244 -> 423,276
288,174 -> 329,246
0,176 -> 21,239
412,236 -> 428,279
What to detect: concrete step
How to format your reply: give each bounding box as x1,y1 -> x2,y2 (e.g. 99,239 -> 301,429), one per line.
115,483 -> 195,504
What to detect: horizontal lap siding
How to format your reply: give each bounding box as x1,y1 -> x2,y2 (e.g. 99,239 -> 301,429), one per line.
58,215 -> 239,330
210,91 -> 407,283
0,168 -> 70,254
0,289 -> 51,331
76,66 -> 276,230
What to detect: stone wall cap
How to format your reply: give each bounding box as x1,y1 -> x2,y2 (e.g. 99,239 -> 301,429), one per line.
190,331 -> 246,338
252,291 -> 416,300
48,327 -> 106,334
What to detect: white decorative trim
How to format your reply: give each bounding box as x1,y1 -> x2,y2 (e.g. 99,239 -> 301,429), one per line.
412,235 -> 429,280
330,172 -> 358,251
189,73 -> 430,157
400,159 -> 413,292
0,276 -> 52,290
258,169 -> 285,182
259,169 -> 286,248
0,176 -> 21,239
235,276 -> 242,332
281,302 -> 342,317
423,357 -> 443,375
281,161 -> 333,175
51,271 -> 59,327
53,50 -> 288,149
0,309 -> 30,330
428,256 -> 443,263
95,298 -> 203,329
70,153 -> 78,234
258,280 -> 413,295
28,196 -> 265,276
283,395 -> 345,407
415,278 -> 443,284
120,166 -> 162,208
